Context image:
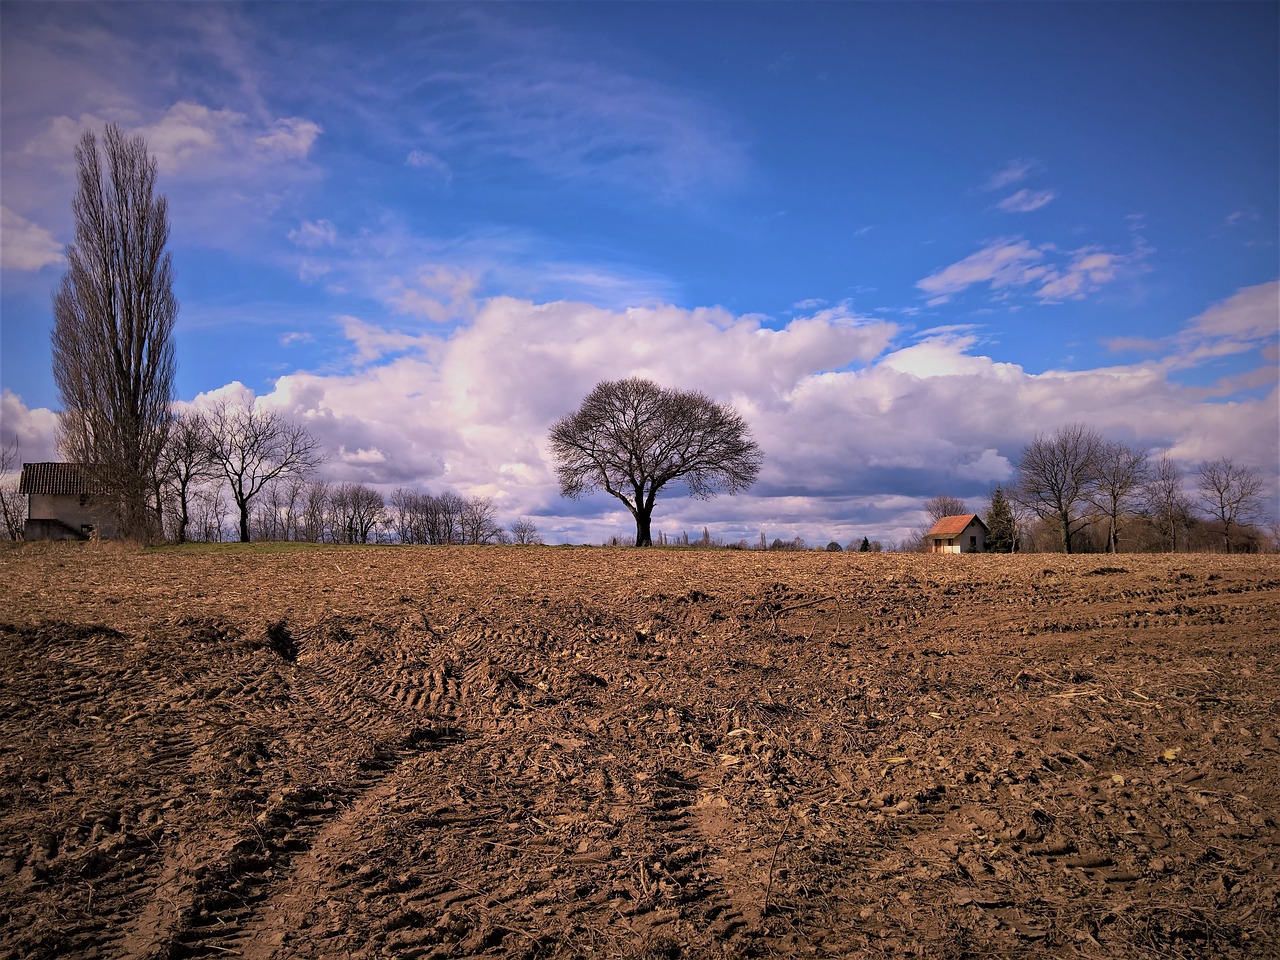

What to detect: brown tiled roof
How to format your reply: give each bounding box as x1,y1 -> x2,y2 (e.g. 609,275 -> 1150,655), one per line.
925,513 -> 986,538
18,462 -> 107,496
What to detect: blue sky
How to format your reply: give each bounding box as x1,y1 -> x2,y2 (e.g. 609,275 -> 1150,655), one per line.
2,1 -> 1277,545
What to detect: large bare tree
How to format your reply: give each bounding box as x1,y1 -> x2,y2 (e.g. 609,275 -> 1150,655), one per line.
1196,457 -> 1267,553
1014,423 -> 1102,554
549,378 -> 762,547
52,123 -> 177,541
1089,440 -> 1149,553
205,397 -> 324,542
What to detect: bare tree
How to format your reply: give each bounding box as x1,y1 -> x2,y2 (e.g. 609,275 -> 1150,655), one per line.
156,412 -> 216,544
0,437 -> 26,540
205,397 -> 324,542
1014,423 -> 1102,554
1196,457 -> 1267,553
301,480 -> 331,542
460,495 -> 502,545
331,483 -> 385,543
549,378 -> 762,547
1089,441 -> 1149,553
924,494 -> 969,523
1142,457 -> 1191,552
51,124 -> 177,541
509,517 -> 543,545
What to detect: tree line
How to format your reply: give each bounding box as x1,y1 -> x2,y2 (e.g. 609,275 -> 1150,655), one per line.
900,424 -> 1272,555
20,124 -> 1273,552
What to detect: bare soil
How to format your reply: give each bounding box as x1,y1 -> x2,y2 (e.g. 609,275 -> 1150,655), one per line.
0,544 -> 1277,960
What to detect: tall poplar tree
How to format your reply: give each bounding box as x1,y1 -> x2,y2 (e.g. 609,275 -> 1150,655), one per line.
52,123 -> 177,540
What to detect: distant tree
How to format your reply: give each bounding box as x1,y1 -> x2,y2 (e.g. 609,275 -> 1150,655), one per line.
859,536 -> 871,552
549,378 -> 762,547
330,482 -> 385,543
460,495 -> 502,545
157,412 -> 216,544
1141,457 -> 1191,552
205,396 -> 324,542
1014,423 -> 1102,554
825,540 -> 844,552
1090,441 -> 1149,553
1196,457 -> 1267,553
867,540 -> 884,552
924,494 -> 969,523
52,124 -> 177,541
0,437 -> 26,540
510,517 -> 543,545
984,485 -> 1018,553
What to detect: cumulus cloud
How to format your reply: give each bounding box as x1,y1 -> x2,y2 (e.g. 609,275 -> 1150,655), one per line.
0,206 -> 63,271
5,291 -> 1275,545
0,390 -> 59,464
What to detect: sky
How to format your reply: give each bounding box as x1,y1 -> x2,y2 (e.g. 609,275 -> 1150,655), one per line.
1,1 -> 1277,547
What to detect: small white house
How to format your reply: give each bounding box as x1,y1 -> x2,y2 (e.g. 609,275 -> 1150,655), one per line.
925,513 -> 988,553
19,462 -> 117,541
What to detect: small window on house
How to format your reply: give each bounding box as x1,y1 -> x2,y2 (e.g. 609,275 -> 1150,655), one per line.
80,493 -> 90,507
947,538 -> 954,546
970,536 -> 977,548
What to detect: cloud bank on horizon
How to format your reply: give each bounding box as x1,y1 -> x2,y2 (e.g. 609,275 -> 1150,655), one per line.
1,3 -> 1277,545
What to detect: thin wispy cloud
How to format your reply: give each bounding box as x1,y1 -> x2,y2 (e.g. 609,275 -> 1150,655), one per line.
996,188 -> 1058,213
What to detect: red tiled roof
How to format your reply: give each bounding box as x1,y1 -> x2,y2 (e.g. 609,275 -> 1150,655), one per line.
925,513 -> 986,538
18,462 -> 106,496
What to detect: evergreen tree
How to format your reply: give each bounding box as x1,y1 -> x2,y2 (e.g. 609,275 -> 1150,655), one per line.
986,485 -> 1017,553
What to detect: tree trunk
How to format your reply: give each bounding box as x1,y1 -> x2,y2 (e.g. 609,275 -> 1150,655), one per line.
237,499 -> 251,542
634,509 -> 653,548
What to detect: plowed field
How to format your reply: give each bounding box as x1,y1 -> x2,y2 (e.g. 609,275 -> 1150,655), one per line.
1,544 -> 1277,960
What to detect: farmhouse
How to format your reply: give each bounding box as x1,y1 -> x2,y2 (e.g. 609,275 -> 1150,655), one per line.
925,513 -> 987,553
19,462 -> 117,541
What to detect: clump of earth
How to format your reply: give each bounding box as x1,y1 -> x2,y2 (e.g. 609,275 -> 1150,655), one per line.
1,545 -> 1276,959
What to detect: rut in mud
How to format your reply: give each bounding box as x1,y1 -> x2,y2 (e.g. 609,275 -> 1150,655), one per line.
0,545 -> 1277,959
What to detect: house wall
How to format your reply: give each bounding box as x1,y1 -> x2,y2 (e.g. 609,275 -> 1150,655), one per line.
929,522 -> 987,554
963,523 -> 987,553
26,493 -> 117,539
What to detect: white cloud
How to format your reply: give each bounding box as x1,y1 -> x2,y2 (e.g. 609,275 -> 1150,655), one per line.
288,219 -> 338,250
0,206 -> 63,271
916,239 -> 1048,303
918,238 -> 1146,305
23,100 -> 321,178
4,292 -> 1276,544
996,188 -> 1057,213
406,150 -> 452,182
0,390 -> 59,464
255,117 -> 321,160
1182,280 -> 1279,345
983,157 -> 1041,192
386,265 -> 480,323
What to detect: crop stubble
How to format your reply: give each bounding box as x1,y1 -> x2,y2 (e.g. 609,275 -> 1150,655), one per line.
0,545 -> 1276,959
